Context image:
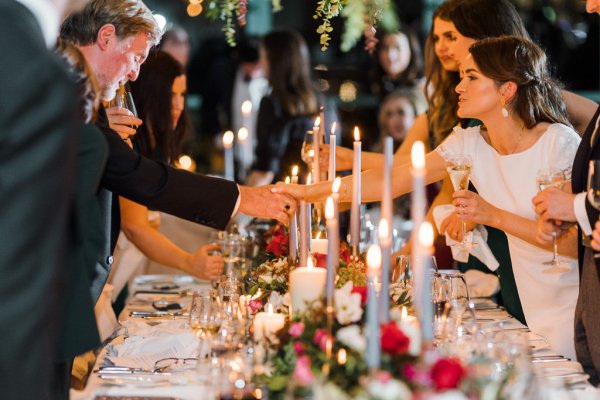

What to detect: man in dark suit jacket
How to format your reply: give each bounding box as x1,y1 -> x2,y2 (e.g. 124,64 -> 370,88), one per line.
0,1 -> 85,398
60,0 -> 296,304
533,1 -> 600,379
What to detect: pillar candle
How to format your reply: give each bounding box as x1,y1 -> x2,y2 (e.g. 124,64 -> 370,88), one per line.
289,257 -> 326,314
223,130 -> 234,181
253,303 -> 285,341
311,236 -> 328,255
350,127 -> 362,253
366,244 -> 381,370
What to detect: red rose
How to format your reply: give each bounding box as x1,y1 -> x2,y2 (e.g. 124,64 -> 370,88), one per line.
266,234 -> 288,256
313,253 -> 327,268
339,245 -> 351,265
430,357 -> 466,390
380,322 -> 410,355
351,286 -> 368,305
248,299 -> 263,313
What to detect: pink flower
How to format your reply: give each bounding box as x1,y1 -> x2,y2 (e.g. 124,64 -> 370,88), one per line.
293,341 -> 305,355
248,299 -> 263,313
293,356 -> 315,386
430,357 -> 466,390
288,322 -> 305,338
313,329 -> 330,352
403,363 -> 432,387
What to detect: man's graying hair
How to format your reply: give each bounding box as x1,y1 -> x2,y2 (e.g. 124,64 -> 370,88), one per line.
60,0 -> 162,46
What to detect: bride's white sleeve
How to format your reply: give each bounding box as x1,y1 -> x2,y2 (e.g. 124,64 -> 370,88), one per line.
549,126 -> 581,179
435,125 -> 474,162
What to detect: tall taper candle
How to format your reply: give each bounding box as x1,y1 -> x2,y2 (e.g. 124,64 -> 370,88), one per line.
306,173 -> 313,249
325,196 -> 338,309
223,130 -> 234,181
298,171 -> 308,269
313,117 -> 321,184
366,244 -> 382,370
350,127 -> 362,253
410,141 -> 426,247
378,219 -> 391,323
288,173 -> 298,265
328,122 -> 337,181
414,222 -> 434,342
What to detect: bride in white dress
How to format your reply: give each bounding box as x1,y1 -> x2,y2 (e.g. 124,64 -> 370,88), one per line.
277,36 -> 581,359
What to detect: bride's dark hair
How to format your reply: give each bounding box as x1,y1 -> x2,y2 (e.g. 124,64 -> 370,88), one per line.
469,36 -> 570,129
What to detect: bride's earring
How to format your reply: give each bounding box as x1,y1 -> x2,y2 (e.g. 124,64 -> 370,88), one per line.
500,98 -> 509,118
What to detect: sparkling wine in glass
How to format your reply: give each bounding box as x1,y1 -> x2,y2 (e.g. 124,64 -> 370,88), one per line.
587,160 -> 600,259
537,168 -> 569,272
446,154 -> 475,248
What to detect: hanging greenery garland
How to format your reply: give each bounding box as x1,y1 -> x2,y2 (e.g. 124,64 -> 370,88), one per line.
198,0 -> 398,52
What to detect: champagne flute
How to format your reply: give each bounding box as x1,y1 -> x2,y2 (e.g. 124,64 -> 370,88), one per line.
587,160 -> 600,259
300,130 -> 314,170
446,154 -> 475,248
537,168 -> 569,271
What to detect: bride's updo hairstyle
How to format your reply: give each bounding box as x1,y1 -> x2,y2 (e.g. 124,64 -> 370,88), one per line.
469,36 -> 570,129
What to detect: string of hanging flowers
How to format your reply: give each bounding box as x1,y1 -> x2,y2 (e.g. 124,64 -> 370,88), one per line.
199,0 -> 398,52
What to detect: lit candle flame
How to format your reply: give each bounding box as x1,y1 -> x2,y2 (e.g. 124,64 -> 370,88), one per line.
292,165 -> 299,177
285,176 -> 290,184
316,231 -> 322,239
241,100 -> 252,116
332,177 -> 341,194
337,348 -> 347,365
418,221 -> 434,247
401,306 -> 408,320
237,127 -> 248,141
325,196 -> 334,220
330,121 -> 337,135
353,126 -> 360,141
223,130 -> 234,148
411,141 -> 425,170
366,244 -> 382,270
314,116 -> 321,128
307,257 -> 314,269
307,173 -> 312,185
267,303 -> 274,314
177,155 -> 193,170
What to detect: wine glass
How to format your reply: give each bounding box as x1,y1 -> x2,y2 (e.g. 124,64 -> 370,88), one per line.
113,89 -> 138,118
537,168 -> 569,272
189,290 -> 222,338
446,154 -> 475,248
588,160 -> 600,259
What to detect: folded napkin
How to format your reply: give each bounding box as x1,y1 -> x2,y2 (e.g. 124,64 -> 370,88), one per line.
104,331 -> 198,371
120,319 -> 191,338
432,205 -> 499,271
464,269 -> 500,298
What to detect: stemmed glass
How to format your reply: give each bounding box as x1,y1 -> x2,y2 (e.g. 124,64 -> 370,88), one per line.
537,168 -> 569,272
113,88 -> 138,118
446,154 -> 475,248
587,160 -> 600,259
300,130 -> 315,171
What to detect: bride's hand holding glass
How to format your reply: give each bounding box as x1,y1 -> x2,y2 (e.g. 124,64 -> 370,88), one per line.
439,212 -> 477,242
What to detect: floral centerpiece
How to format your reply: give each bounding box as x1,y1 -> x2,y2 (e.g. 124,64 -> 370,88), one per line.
255,280 -> 469,399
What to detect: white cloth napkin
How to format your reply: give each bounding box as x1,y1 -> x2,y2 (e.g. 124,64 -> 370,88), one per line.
464,269 -> 500,297
105,331 -> 198,371
432,205 -> 499,271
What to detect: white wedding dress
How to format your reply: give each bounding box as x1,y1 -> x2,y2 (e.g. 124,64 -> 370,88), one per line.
437,123 -> 580,360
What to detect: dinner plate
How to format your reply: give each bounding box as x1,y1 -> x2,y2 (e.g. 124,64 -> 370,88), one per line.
133,275 -> 196,286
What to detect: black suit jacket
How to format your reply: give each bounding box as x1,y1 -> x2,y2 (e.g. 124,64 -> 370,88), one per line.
571,104 -> 600,272
90,107 -> 240,302
0,1 -> 79,398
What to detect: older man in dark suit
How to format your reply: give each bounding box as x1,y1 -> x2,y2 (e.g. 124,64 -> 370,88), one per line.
533,0 -> 600,384
0,0 -> 90,398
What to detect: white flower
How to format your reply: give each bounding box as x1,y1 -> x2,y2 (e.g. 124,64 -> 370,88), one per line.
314,382 -> 350,400
334,281 -> 363,324
268,291 -> 283,309
400,321 -> 421,356
282,292 -> 290,307
260,273 -> 273,285
336,325 -> 366,353
368,378 -> 411,400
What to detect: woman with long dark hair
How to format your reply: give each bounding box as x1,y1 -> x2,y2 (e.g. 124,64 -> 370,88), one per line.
246,29 -> 319,185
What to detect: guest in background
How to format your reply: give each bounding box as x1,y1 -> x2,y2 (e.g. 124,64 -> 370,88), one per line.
369,28 -> 425,99
0,0 -> 84,397
533,0 -> 600,384
247,29 -> 319,186
159,26 -> 190,67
